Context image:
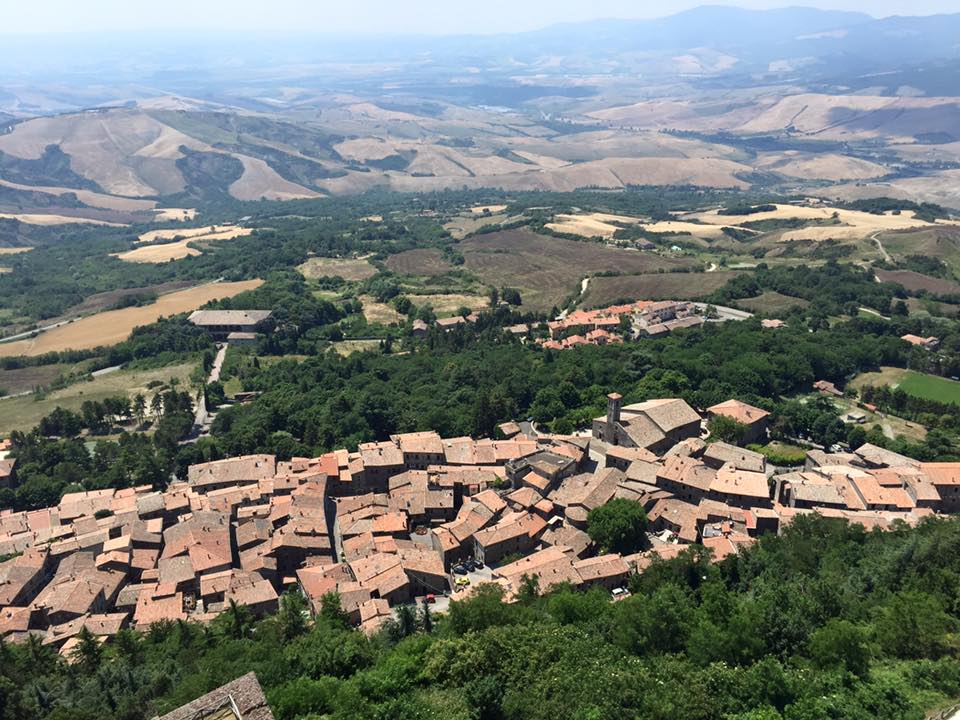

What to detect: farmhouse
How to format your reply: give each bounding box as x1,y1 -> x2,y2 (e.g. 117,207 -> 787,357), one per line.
901,334 -> 940,351
188,310 -> 273,340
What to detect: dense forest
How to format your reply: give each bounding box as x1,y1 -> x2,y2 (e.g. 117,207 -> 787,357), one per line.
7,514 -> 960,720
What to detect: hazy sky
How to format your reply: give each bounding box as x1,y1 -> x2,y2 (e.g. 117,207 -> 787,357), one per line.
3,0 -> 959,35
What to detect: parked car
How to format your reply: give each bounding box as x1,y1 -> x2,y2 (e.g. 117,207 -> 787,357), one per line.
452,565 -> 468,575
425,594 -> 436,604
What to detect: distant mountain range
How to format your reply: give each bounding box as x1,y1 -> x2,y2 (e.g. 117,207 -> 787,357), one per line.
2,6 -> 960,210
1,5 -> 960,112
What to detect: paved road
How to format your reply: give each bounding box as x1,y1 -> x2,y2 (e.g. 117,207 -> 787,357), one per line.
692,302 -> 753,322
189,344 -> 228,437
0,319 -> 72,345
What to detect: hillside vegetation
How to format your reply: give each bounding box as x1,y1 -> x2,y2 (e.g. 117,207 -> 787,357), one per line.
10,514 -> 960,720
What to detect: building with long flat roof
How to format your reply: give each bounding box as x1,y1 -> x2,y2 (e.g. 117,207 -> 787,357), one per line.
188,310 -> 273,340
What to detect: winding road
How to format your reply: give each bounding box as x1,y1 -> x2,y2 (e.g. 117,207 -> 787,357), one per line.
871,231 -> 892,263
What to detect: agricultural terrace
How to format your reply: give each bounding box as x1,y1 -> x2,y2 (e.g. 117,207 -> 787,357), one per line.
0,280 -> 262,356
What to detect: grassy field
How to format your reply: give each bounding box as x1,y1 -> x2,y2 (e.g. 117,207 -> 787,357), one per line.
0,363 -> 90,396
830,395 -> 927,442
899,372 -> 960,406
460,229 -> 694,311
444,213 -> 517,240
850,367 -> 909,391
0,280 -> 262,357
906,297 -> 960,318
0,362 -> 196,436
851,367 -> 960,406
408,293 -> 488,317
582,271 -> 742,307
878,225 -> 960,276
385,249 -> 455,277
736,291 -> 810,314
358,296 -> 405,325
331,340 -> 380,356
299,256 -> 378,281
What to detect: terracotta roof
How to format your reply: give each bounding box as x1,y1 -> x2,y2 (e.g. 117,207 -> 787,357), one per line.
707,400 -> 770,426
710,465 -> 770,501
156,671 -> 274,720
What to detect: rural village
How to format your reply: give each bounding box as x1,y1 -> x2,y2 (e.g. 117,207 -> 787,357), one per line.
0,387 -> 956,654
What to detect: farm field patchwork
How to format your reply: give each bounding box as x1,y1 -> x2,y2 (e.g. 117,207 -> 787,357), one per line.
299,256 -> 378,281
0,362 -> 196,437
582,271 -> 744,307
460,229 -> 694,311
0,280 -> 262,356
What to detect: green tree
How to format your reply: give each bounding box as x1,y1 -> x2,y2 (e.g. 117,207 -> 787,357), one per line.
587,498 -> 648,554
808,619 -> 871,677
278,592 -> 308,641
708,415 -> 747,445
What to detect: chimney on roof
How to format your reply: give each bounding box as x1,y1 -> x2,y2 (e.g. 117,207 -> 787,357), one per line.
607,393 -> 622,430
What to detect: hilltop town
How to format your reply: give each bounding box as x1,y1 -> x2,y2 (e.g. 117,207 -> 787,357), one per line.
0,391 -> 955,652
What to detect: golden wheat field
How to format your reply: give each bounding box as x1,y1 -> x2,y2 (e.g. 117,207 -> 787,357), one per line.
0,280 -> 262,356
116,227 -> 253,263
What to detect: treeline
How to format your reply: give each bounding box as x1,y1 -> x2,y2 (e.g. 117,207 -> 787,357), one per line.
8,514 -> 960,719
710,261 -> 905,316
4,389 -> 195,511
843,197 -> 949,222
860,384 -> 960,431
205,320 -> 929,460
